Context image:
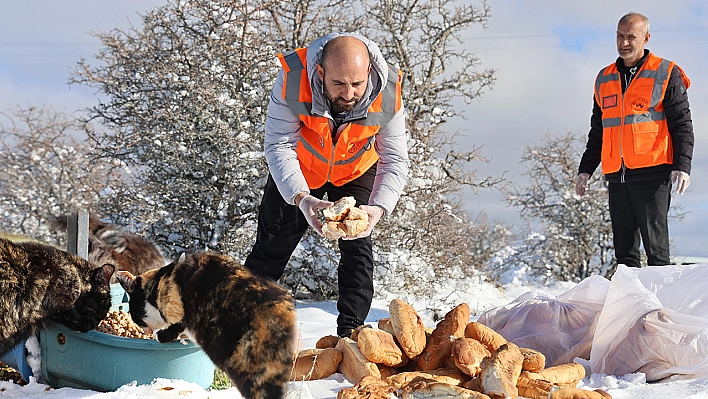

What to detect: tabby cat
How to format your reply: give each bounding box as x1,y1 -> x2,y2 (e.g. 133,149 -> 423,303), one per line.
0,237 -> 114,356
52,214 -> 165,283
117,252 -> 296,399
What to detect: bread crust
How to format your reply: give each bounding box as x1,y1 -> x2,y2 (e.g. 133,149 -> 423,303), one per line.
520,362 -> 586,386
479,342 -> 524,399
290,348 -> 343,381
401,379 -> 492,399
336,337 -> 381,384
452,337 -> 491,377
417,303 -> 470,370
389,299 -> 427,359
357,327 -> 409,367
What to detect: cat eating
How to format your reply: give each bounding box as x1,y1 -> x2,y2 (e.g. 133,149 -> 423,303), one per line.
117,252 -> 296,399
0,237 -> 114,356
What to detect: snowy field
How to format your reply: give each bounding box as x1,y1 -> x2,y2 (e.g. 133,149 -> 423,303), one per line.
3,264 -> 708,398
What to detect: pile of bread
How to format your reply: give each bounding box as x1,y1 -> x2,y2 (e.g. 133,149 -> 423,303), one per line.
291,299 -> 612,399
322,197 -> 368,240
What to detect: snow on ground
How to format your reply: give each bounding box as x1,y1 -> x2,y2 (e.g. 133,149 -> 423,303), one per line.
3,266 -> 708,398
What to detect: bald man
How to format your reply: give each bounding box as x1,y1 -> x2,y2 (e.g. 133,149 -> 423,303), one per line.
244,33 -> 409,337
576,13 -> 694,267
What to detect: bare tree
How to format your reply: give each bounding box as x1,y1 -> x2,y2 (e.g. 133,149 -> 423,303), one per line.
0,107 -> 124,245
503,133 -> 615,280
358,0 -> 506,297
65,0 -> 507,301
70,0 -> 318,258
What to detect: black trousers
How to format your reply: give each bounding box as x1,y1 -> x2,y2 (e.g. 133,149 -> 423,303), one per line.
608,179 -> 671,267
244,167 -> 377,337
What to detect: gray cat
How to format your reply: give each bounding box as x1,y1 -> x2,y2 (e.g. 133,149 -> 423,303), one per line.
0,237 -> 114,356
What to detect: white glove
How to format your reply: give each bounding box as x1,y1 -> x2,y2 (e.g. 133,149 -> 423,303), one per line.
343,205 -> 383,240
297,194 -> 333,236
671,170 -> 691,195
575,173 -> 590,197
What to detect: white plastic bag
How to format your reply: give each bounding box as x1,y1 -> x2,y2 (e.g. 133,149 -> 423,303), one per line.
477,275 -> 609,367
590,264 -> 708,381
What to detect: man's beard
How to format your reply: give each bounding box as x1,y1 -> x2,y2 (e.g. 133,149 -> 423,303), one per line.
324,85 -> 360,114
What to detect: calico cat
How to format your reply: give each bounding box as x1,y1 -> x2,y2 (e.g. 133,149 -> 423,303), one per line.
0,237 -> 114,356
117,252 -> 296,399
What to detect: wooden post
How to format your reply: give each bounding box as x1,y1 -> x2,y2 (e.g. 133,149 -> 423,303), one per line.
66,209 -> 89,260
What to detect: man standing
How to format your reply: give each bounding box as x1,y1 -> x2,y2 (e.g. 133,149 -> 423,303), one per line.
576,13 -> 694,267
245,33 -> 409,337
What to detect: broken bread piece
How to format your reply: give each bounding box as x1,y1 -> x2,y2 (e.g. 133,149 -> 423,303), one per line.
343,207 -> 369,236
323,196 -> 356,221
323,221 -> 348,240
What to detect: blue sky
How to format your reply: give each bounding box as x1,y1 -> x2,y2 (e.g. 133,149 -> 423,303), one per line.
1,0 -> 707,258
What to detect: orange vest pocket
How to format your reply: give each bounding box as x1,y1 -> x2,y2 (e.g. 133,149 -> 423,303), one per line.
632,122 -> 660,155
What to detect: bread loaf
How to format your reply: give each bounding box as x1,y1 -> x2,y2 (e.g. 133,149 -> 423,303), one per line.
520,362 -> 586,386
479,342 -> 524,399
350,324 -> 373,342
464,322 -> 507,353
417,303 -> 470,370
516,375 -> 554,399
401,379 -> 492,399
378,364 -> 398,381
462,375 -> 483,392
389,299 -> 427,359
548,387 -> 612,399
316,335 -> 341,349
336,337 -> 381,383
323,196 -> 356,221
386,369 -> 470,391
520,347 -> 546,372
336,375 -> 396,399
378,318 -> 395,335
290,348 -> 343,381
452,337 -> 491,377
357,327 -> 409,367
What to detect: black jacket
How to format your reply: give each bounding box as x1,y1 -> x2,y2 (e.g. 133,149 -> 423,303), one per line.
578,50 -> 694,183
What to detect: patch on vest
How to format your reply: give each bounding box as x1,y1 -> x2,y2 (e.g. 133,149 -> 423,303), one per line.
631,97 -> 649,112
602,94 -> 618,109
348,139 -> 367,154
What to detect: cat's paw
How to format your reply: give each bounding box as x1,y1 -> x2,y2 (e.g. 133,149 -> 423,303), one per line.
152,328 -> 163,342
153,328 -> 172,343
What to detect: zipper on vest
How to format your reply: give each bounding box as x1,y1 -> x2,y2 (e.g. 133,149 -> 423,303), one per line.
621,162 -> 626,183
326,144 -> 335,183
325,120 -> 338,184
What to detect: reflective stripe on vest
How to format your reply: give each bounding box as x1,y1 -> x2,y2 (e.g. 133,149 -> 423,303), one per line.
594,53 -> 687,174
278,47 -> 402,188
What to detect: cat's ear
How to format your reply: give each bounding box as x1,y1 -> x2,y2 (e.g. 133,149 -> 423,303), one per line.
178,252 -> 186,262
93,264 -> 115,286
116,270 -> 137,293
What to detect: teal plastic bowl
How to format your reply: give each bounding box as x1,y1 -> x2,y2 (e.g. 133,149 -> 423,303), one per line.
0,284 -> 128,383
0,341 -> 33,382
40,321 -> 215,391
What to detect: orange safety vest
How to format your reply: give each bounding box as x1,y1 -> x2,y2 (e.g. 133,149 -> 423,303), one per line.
277,48 -> 403,188
595,52 -> 690,174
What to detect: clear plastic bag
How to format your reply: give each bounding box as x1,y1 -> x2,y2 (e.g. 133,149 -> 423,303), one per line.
477,275 -> 609,367
590,264 -> 708,381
